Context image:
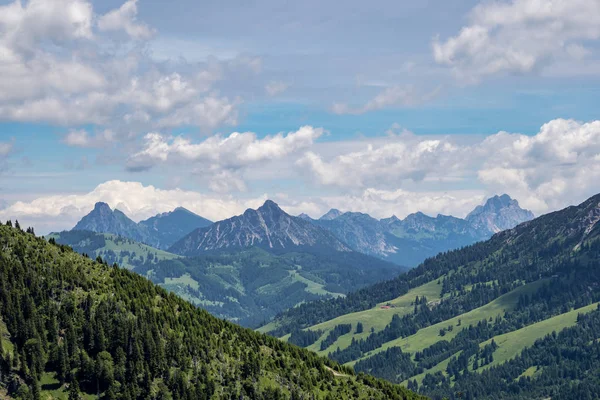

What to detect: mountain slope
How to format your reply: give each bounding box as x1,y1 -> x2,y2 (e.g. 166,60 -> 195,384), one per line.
73,202 -> 145,242
260,193 -> 600,399
138,207 -> 212,249
315,211 -> 399,258
72,203 -> 212,250
466,194 -> 534,233
48,230 -> 178,269
0,224 -> 423,400
169,200 -> 351,256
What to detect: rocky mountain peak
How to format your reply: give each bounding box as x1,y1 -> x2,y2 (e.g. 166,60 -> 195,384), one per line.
320,208 -> 343,221
466,194 -> 534,233
168,202 -> 350,256
93,201 -> 112,212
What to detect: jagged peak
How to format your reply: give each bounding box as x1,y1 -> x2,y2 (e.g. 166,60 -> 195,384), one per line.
93,202 -> 112,211
319,208 -> 343,221
259,199 -> 281,210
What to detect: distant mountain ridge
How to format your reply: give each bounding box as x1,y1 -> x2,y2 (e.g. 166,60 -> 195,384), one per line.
71,202 -> 212,250
304,194 -> 533,266
168,200 -> 351,256
70,194 -> 533,267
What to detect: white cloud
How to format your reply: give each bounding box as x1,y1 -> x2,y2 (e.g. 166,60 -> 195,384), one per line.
298,118 -> 600,216
0,0 -> 255,132
332,85 -> 440,115
433,0 -> 600,82
0,180 -> 267,234
298,130 -> 465,188
62,129 -> 116,148
127,126 -> 324,190
0,0 -> 93,54
476,118 -> 600,213
265,81 -> 289,96
97,0 -> 154,39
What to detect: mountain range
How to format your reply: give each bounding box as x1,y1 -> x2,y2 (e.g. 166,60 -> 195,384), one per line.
259,192 -> 600,399
55,201 -> 405,327
72,202 -> 212,250
168,199 -> 351,256
51,194 -> 533,326
303,194 -> 534,266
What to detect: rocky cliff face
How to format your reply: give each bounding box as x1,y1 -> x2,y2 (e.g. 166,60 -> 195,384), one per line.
466,194 -> 534,233
73,202 -> 146,242
169,200 -> 351,256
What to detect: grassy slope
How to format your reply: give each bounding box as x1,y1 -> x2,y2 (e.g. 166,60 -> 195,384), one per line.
479,301 -> 599,370
304,280 -> 443,355
401,302 -> 599,385
348,279 -> 547,366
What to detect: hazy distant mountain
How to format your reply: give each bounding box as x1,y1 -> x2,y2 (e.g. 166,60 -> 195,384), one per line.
316,211 -> 398,258
319,208 -> 343,220
308,194 -> 534,266
138,207 -> 212,249
169,200 -> 351,256
71,202 -> 212,250
466,194 -> 535,233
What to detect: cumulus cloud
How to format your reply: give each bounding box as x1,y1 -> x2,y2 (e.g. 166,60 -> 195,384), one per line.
476,118 -> 600,212
0,0 -> 255,132
0,0 -> 93,54
332,85 -> 440,115
298,118 -> 600,215
0,180 -> 267,234
97,0 -> 154,39
433,0 -> 600,82
298,130 -> 465,188
127,125 -> 324,190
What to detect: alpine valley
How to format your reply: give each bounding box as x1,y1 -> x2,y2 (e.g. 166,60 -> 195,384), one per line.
49,195 -> 531,327
258,193 -> 600,400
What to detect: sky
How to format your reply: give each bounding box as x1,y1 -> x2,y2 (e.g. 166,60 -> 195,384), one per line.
0,0 -> 599,234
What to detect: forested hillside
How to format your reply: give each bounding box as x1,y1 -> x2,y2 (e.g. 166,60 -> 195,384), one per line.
0,223 -> 423,399
259,193 -> 600,399
48,230 -> 178,270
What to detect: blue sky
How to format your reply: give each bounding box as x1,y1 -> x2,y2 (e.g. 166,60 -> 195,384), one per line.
0,0 -> 599,233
